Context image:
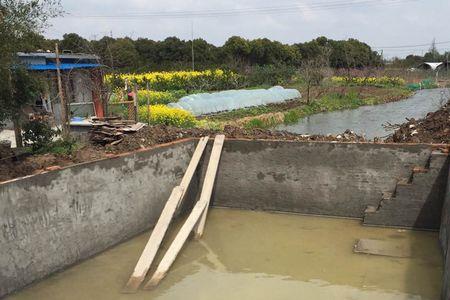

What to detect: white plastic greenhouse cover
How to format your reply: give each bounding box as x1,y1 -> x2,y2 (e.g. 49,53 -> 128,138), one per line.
167,86 -> 301,116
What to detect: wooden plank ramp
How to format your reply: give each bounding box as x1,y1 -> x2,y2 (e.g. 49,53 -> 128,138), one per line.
194,135 -> 225,238
122,136 -> 209,293
144,135 -> 225,289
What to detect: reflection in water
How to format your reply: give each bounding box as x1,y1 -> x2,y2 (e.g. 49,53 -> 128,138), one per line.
277,88 -> 450,139
7,209 -> 443,300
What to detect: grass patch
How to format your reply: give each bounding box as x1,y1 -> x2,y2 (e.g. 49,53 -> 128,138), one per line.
28,139 -> 78,156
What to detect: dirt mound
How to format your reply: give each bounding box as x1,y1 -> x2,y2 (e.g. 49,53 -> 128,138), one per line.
0,125 -> 365,182
385,104 -> 450,144
106,125 -> 366,153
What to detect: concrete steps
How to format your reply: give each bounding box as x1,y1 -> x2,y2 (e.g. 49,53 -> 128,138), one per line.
364,151 -> 449,230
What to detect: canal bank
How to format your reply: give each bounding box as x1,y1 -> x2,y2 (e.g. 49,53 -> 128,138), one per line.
1,139 -> 449,299
277,88 -> 450,139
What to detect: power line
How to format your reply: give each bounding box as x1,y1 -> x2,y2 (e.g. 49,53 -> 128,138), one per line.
67,0 -> 419,20
374,40 -> 450,49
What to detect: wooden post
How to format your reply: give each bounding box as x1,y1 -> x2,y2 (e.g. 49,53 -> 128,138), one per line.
146,82 -> 150,125
55,43 -> 70,139
132,84 -> 139,123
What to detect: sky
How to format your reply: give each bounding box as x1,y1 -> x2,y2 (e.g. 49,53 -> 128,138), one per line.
46,0 -> 450,58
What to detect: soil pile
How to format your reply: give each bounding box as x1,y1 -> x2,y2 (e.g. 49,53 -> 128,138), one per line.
108,125 -> 366,153
0,125 -> 365,182
386,104 -> 450,144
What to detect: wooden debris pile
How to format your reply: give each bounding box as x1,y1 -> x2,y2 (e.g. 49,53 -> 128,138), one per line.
90,119 -> 146,146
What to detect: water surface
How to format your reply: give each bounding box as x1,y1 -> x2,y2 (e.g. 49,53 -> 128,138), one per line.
7,209 -> 443,300
277,88 -> 450,139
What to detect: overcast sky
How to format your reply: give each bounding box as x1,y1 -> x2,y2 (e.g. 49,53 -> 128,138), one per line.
46,0 -> 450,58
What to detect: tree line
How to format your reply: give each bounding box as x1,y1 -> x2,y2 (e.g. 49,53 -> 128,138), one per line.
31,33 -> 383,71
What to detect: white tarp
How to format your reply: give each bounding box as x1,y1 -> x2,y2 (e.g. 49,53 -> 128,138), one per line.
168,86 -> 301,116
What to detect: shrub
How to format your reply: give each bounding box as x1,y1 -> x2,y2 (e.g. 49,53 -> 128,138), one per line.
138,105 -> 197,128
47,139 -> 77,155
22,119 -> 56,152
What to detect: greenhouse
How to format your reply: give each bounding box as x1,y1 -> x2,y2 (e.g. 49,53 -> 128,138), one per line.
168,86 -> 301,116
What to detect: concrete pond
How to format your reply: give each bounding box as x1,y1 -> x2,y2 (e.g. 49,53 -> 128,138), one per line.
1,139 -> 449,299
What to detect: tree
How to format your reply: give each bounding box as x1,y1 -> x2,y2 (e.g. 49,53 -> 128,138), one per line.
423,39 -> 442,62
222,36 -> 251,68
0,0 -> 62,146
134,38 -> 159,68
60,33 -> 89,53
109,38 -> 140,69
299,53 -> 329,104
91,36 -> 116,67
4,68 -> 43,147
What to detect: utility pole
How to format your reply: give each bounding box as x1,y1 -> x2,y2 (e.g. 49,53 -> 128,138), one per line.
55,43 -> 70,139
446,52 -> 449,74
191,20 -> 195,71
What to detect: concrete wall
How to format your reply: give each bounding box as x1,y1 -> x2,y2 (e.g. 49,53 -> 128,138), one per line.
0,140 -> 197,298
440,165 -> 450,300
211,140 -> 432,218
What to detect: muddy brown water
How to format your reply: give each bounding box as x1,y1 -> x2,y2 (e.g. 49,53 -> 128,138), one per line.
277,88 -> 450,139
7,209 -> 442,300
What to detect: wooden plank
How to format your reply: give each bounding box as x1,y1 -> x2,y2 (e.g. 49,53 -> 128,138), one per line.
353,239 -> 413,258
122,137 -> 209,293
144,135 -> 225,289
143,195 -> 210,289
194,135 -> 225,238
176,137 -> 209,207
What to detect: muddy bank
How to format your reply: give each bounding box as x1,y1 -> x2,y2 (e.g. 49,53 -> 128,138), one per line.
0,125 -> 365,183
386,103 -> 450,144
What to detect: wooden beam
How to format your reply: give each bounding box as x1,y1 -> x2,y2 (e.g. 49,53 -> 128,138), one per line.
122,137 -> 209,293
193,135 -> 225,238
55,43 -> 70,139
144,135 -> 225,289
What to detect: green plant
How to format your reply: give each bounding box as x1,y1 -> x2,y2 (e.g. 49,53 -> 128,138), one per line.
22,119 -> 56,152
138,105 -> 197,128
244,118 -> 265,129
47,139 -> 77,155
283,110 -> 301,124
136,90 -> 188,105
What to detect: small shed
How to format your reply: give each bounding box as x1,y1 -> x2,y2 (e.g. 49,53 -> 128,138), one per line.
17,52 -> 106,123
417,62 -> 444,71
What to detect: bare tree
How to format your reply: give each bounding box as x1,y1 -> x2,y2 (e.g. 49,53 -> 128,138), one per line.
299,51 -> 330,104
